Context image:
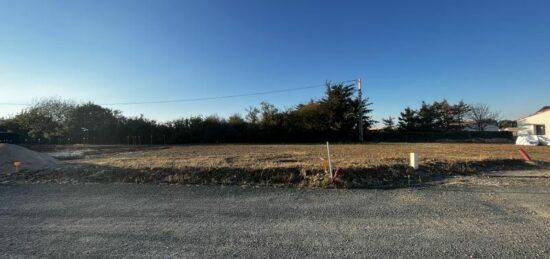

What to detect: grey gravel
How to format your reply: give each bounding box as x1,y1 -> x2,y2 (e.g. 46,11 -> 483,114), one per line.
0,174 -> 549,258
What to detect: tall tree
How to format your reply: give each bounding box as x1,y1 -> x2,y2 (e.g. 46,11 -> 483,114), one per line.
431,100 -> 452,130
450,100 -> 470,130
259,102 -> 279,128
382,116 -> 395,131
66,103 -> 120,144
13,97 -> 75,142
291,101 -> 325,131
398,107 -> 418,131
466,103 -> 500,131
245,106 -> 260,124
416,101 -> 439,131
318,82 -> 374,139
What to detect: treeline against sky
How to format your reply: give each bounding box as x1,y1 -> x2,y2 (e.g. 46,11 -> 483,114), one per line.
1,81 -> 513,144
0,83 -> 376,144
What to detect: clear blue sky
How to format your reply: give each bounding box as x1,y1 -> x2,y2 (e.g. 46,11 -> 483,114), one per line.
1,0 -> 549,123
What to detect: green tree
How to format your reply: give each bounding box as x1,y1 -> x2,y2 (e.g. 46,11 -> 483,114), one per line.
66,103 -> 120,144
13,97 -> 75,142
259,102 -> 280,128
228,113 -> 245,125
245,106 -> 260,124
318,82 -> 374,139
291,101 -> 325,131
450,100 -> 470,130
498,120 -> 517,129
416,101 -> 439,131
398,107 -> 418,131
398,100 -> 470,132
431,100 -> 452,130
382,116 -> 395,131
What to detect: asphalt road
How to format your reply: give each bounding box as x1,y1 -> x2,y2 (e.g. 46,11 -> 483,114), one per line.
0,176 -> 549,258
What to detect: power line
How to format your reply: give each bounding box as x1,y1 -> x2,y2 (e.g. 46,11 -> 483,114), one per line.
101,80 -> 356,106
0,80 -> 356,106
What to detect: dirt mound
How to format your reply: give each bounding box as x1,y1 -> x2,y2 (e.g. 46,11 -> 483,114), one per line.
0,144 -> 60,174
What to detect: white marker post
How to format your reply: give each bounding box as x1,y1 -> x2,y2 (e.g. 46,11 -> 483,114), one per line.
326,141 -> 333,179
410,152 -> 419,170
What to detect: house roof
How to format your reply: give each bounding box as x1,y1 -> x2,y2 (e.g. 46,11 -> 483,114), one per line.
537,106 -> 550,113
518,106 -> 550,120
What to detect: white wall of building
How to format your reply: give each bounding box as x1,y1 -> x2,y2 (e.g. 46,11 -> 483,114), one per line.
517,111 -> 549,137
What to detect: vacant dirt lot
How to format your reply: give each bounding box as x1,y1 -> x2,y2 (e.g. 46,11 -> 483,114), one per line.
8,143 -> 548,188
0,171 -> 548,258
69,143 -> 550,169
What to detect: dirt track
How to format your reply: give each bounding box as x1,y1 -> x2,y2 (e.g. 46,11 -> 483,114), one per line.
1,170 -> 548,258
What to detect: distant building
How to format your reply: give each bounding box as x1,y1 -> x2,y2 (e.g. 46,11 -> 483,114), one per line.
517,106 -> 549,137
462,121 -> 499,132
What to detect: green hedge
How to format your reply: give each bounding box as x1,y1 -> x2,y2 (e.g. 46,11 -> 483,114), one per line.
0,132 -> 19,143
365,131 -> 513,142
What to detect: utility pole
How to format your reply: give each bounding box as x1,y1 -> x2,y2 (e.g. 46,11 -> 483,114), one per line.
357,78 -> 364,142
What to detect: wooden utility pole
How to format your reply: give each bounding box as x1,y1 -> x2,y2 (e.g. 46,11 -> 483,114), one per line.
357,78 -> 364,142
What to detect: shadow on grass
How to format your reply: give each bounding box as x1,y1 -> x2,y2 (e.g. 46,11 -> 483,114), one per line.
2,159 -> 547,189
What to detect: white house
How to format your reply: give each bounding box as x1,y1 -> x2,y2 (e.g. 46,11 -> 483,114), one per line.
518,106 -> 549,137
516,106 -> 549,145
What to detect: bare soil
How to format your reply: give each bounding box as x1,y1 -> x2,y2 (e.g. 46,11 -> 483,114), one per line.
8,143 -> 549,188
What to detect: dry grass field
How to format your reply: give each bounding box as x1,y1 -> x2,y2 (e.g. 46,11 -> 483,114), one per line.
77,143 -> 550,170
9,143 -> 548,187
21,143 -> 542,188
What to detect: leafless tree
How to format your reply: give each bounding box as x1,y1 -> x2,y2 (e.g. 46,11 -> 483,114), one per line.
466,103 -> 500,131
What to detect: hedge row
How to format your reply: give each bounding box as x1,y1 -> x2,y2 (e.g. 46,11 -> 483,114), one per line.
365,131 -> 513,142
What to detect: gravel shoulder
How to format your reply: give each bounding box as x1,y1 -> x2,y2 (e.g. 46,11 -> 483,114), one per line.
0,171 -> 549,258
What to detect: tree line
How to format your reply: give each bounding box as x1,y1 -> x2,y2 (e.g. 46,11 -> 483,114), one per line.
1,81 -> 511,144
0,82 -> 375,144
381,101 -> 502,132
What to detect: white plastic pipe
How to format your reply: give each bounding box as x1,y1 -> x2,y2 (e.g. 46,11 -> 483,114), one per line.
410,152 -> 419,169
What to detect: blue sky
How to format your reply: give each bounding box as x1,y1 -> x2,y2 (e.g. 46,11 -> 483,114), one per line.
1,0 -> 549,123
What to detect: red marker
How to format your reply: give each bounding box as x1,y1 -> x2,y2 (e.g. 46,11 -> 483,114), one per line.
518,149 -> 532,161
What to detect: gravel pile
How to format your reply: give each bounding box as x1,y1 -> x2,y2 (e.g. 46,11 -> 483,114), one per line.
0,144 -> 59,174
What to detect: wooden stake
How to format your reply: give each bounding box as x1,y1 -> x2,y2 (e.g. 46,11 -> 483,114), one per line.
326,142 -> 333,179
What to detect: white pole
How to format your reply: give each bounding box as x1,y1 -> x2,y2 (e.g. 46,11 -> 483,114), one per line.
410,152 -> 419,169
326,141 -> 333,179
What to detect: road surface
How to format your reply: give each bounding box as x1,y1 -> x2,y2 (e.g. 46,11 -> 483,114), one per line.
0,173 -> 549,258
